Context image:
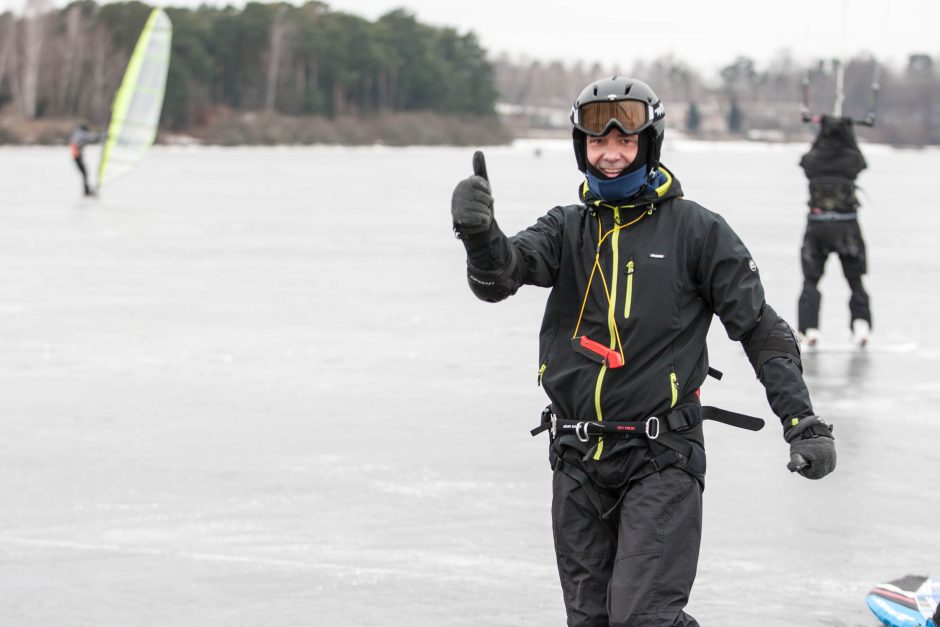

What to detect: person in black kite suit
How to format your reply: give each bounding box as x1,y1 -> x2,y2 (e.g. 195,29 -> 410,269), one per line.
797,115 -> 871,347
450,77 -> 837,627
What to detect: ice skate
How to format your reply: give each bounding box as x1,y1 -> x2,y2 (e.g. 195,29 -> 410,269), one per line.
852,319 -> 871,348
799,328 -> 819,351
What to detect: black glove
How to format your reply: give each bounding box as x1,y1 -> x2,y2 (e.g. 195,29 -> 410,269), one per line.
784,415 -> 836,480
451,151 -> 494,236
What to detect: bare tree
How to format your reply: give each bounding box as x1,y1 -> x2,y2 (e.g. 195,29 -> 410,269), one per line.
20,0 -> 52,118
0,14 -> 16,94
264,6 -> 288,113
89,23 -> 109,124
55,4 -> 88,115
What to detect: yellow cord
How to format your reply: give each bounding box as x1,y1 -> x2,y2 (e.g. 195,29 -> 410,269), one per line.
571,209 -> 650,363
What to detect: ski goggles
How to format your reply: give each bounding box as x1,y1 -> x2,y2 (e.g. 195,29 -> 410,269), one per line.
572,99 -> 652,136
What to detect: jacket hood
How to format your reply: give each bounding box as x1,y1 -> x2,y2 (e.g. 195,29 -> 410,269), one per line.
579,164 -> 683,210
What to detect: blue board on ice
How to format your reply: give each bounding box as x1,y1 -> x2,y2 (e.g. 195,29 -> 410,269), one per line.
867,575 -> 940,627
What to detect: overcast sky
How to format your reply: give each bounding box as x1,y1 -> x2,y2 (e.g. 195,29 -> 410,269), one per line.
8,0 -> 937,74
325,0 -> 935,73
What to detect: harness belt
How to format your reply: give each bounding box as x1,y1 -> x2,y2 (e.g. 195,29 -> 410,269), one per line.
533,403 -> 765,519
808,210 -> 858,222
530,404 -> 764,439
808,176 -> 859,212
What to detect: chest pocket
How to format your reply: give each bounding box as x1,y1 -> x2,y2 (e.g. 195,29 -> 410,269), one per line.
621,252 -> 681,334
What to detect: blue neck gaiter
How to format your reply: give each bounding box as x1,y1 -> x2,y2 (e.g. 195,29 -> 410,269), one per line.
585,166 -> 651,203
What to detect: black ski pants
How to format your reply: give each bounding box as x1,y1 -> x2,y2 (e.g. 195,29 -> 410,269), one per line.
798,219 -> 870,332
74,155 -> 92,195
552,446 -> 702,627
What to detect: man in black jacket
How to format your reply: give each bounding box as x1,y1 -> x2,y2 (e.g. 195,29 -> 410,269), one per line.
451,77 -> 836,627
797,115 -> 871,347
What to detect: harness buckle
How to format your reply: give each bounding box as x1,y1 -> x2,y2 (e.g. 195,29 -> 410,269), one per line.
645,416 -> 660,439
575,421 -> 591,443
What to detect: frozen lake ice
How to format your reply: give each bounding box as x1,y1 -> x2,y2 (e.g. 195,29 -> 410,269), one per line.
0,139 -> 937,626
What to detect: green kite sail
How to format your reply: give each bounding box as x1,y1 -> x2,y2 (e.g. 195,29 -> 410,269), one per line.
97,8 -> 172,190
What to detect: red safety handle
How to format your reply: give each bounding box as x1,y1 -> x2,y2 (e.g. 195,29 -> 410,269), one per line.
572,336 -> 624,369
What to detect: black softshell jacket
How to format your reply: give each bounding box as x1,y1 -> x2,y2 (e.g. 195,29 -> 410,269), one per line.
462,166 -> 812,458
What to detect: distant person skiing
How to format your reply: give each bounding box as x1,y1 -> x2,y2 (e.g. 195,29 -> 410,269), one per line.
797,115 -> 871,347
69,124 -> 103,197
451,76 -> 836,626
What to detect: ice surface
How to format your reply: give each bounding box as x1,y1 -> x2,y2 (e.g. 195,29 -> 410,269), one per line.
1,141 -> 937,626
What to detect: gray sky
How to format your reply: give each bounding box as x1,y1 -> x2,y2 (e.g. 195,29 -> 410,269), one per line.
8,0 -> 937,73
325,0 -> 934,73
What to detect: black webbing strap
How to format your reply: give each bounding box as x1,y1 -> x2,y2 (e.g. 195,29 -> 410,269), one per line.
662,405 -> 764,432
533,404 -> 764,440
642,448 -> 683,475
530,405 -> 554,436
553,452 -> 621,519
700,406 -> 765,431
530,423 -> 551,436
640,448 -> 686,485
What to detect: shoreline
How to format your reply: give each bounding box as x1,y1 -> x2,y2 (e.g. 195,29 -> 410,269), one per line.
0,113 -> 925,151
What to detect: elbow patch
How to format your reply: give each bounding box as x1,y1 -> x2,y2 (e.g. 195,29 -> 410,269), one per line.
742,304 -> 802,376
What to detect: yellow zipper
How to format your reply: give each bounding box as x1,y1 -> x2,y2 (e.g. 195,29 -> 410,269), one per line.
593,208 -> 622,461
670,371 -> 679,408
538,363 -> 546,386
592,365 -> 607,460
624,258 -> 635,319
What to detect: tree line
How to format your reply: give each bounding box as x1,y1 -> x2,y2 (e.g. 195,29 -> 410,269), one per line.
0,0 -> 498,130
1,0 -> 939,146
493,52 -> 940,146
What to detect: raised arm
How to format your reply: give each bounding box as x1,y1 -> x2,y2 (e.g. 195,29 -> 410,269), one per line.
451,151 -> 563,302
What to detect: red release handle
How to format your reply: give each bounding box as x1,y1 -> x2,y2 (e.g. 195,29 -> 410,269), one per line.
575,335 -> 624,369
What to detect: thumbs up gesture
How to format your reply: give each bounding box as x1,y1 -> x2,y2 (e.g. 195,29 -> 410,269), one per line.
451,151 -> 494,236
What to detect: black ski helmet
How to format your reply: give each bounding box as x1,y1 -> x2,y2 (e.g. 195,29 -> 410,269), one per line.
570,77 -> 666,174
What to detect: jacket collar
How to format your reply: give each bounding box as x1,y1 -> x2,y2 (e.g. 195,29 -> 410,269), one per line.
579,165 -> 680,211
